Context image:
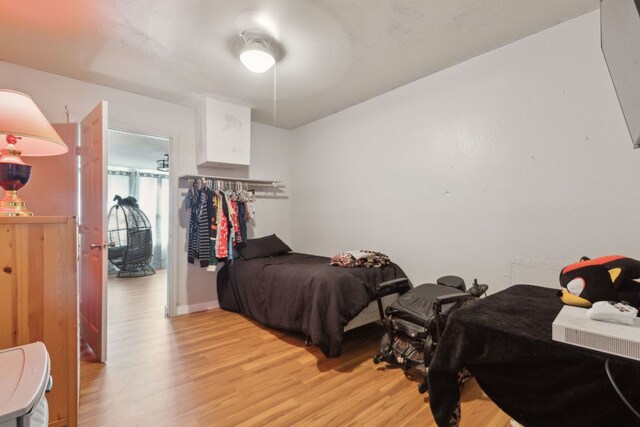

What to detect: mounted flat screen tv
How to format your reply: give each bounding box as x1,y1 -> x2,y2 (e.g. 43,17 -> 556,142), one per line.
601,0 -> 640,148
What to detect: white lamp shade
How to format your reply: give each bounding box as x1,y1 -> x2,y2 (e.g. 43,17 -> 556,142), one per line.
0,89 -> 68,156
240,48 -> 276,73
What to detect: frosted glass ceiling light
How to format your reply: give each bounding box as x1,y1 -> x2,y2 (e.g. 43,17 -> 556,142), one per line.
239,31 -> 280,73
240,49 -> 275,73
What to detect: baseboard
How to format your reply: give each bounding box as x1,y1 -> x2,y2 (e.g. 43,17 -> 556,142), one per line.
176,299 -> 220,316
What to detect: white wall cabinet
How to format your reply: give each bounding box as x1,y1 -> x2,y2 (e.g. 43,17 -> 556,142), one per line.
196,97 -> 251,168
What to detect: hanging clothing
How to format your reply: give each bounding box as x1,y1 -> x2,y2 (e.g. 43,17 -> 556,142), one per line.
245,200 -> 255,220
237,202 -> 247,246
187,188 -> 199,264
225,192 -> 236,258
206,189 -> 218,268
196,191 -> 210,267
187,189 -> 210,267
186,180 -> 258,269
231,199 -> 242,245
185,185 -> 196,209
216,192 -> 230,259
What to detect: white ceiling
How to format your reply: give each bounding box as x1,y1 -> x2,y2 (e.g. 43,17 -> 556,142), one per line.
0,1 -> 599,129
108,129 -> 169,171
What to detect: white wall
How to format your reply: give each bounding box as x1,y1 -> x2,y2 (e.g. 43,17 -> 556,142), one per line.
290,11 -> 640,293
0,61 -> 292,312
247,123 -> 293,243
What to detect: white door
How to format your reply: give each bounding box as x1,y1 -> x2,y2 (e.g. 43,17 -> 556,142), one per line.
79,101 -> 108,362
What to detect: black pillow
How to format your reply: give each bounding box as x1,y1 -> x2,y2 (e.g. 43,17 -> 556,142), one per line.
237,234 -> 291,260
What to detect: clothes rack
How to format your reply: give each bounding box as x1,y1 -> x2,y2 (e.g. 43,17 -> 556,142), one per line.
179,174 -> 284,191
184,175 -> 260,269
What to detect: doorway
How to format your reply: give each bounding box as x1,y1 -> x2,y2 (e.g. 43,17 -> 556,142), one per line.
106,129 -> 171,322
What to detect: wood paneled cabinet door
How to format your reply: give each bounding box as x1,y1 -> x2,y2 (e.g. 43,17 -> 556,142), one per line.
0,217 -> 78,427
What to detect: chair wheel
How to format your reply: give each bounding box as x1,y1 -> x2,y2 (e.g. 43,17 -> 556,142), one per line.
418,381 -> 429,394
373,354 -> 383,364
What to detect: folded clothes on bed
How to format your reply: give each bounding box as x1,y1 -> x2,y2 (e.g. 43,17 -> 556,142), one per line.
330,250 -> 390,268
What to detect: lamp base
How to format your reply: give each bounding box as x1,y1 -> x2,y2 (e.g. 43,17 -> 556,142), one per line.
0,190 -> 33,216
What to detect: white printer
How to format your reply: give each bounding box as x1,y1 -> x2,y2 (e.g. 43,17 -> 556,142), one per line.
0,342 -> 51,427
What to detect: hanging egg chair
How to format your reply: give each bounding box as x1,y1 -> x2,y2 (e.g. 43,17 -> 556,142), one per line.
107,195 -> 155,278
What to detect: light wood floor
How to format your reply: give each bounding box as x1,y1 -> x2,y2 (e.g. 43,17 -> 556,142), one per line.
79,271 -> 512,426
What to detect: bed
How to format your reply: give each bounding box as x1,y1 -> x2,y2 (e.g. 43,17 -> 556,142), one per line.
217,241 -> 410,358
428,285 -> 640,426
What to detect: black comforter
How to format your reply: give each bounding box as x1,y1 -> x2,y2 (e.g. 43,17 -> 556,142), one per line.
217,252 -> 408,357
428,285 -> 640,426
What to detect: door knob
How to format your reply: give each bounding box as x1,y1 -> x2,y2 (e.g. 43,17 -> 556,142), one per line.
91,242 -> 115,250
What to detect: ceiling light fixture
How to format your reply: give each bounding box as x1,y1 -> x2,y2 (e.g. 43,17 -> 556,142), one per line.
156,154 -> 169,172
239,31 -> 281,73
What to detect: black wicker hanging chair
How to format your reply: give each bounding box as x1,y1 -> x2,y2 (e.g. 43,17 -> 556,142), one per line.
107,195 -> 155,278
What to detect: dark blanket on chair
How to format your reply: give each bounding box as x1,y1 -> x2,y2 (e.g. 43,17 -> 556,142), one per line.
217,252 -> 408,357
428,284 -> 640,426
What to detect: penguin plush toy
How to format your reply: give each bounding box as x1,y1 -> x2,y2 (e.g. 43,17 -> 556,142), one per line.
559,255 -> 640,308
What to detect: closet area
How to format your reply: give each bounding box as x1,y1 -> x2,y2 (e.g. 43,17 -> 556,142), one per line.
182,175 -> 283,270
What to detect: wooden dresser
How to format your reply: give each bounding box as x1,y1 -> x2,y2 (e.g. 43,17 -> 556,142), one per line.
0,217 -> 78,427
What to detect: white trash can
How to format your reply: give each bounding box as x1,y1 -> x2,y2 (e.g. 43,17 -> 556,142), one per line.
0,342 -> 51,427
